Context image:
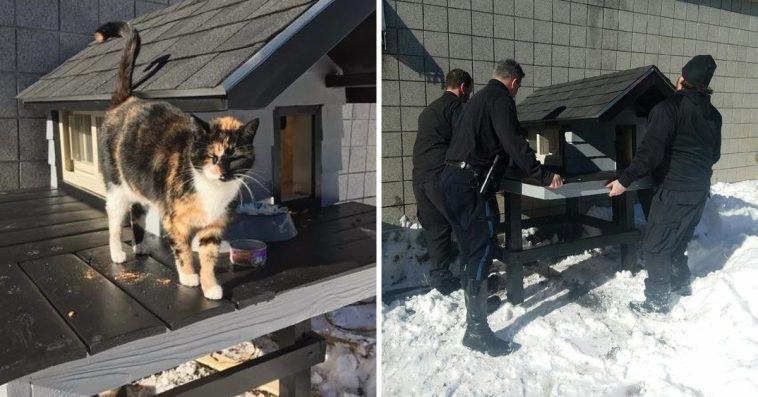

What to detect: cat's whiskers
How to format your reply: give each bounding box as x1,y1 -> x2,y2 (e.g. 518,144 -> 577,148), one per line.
235,173 -> 271,194
235,177 -> 256,201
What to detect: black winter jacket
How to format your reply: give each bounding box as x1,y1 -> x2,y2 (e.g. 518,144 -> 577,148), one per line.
413,92 -> 464,184
619,88 -> 722,191
446,79 -> 553,186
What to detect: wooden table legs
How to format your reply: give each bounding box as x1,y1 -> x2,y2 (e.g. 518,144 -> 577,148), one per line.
613,193 -> 637,272
501,192 -> 639,305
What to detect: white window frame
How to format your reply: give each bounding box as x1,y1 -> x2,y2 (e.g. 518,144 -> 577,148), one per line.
527,127 -> 562,168
58,111 -> 106,197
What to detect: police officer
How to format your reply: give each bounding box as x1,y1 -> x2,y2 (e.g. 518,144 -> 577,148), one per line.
606,55 -> 722,314
441,59 -> 563,356
413,69 -> 472,294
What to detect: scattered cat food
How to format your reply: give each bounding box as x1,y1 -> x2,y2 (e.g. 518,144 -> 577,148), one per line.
114,271 -> 147,283
83,270 -> 97,280
155,278 -> 171,286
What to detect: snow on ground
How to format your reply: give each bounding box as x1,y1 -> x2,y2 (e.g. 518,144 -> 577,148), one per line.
108,302 -> 376,397
382,181 -> 758,397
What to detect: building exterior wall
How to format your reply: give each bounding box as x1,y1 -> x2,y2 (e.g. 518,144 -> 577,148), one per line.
339,103 -> 377,205
0,0 -> 178,191
382,0 -> 758,224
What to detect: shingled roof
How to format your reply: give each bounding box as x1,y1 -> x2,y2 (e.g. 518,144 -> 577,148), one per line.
18,0 -> 374,111
517,65 -> 675,124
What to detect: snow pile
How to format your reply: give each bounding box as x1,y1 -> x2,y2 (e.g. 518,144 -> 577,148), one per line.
312,301 -> 376,397
382,180 -> 758,397
108,304 -> 376,397
381,217 -> 431,291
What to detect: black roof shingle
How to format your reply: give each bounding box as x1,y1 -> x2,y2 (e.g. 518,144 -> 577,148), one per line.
17,0 -> 374,110
517,65 -> 675,124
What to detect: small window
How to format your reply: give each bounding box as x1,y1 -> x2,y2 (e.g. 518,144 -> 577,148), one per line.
528,127 -> 562,168
59,112 -> 106,196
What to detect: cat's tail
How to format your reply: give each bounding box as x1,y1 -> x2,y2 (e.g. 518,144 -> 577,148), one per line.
94,21 -> 141,106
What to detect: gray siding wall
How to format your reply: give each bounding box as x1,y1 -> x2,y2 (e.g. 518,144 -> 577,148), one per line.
339,103 -> 377,205
0,0 -> 179,191
382,0 -> 758,224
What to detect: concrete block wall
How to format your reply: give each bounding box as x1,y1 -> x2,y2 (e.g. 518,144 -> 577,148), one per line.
339,103 -> 377,205
0,0 -> 177,191
382,0 -> 758,225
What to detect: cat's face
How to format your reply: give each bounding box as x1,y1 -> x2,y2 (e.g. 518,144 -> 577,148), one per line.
191,116 -> 259,183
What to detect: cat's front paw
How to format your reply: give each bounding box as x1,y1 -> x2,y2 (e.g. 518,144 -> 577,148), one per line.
178,272 -> 199,287
203,285 -> 223,300
110,248 -> 127,263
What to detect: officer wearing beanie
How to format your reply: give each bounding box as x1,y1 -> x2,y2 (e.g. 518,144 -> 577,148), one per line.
606,55 -> 722,314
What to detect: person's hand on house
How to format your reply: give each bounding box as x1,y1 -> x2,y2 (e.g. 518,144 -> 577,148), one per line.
606,179 -> 627,197
548,173 -> 564,189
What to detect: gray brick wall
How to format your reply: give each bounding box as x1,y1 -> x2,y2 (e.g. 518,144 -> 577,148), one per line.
0,0 -> 175,191
382,0 -> 758,224
339,103 -> 377,206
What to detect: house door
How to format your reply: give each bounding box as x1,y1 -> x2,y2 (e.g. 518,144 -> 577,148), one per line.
615,125 -> 636,171
273,106 -> 322,208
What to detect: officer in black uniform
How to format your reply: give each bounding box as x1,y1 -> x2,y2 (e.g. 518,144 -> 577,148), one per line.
441,59 -> 564,356
606,55 -> 722,314
413,69 -> 472,294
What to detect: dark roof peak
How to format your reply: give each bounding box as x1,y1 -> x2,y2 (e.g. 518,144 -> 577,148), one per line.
518,65 -> 675,124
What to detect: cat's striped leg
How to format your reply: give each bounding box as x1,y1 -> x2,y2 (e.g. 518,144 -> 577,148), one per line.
105,184 -> 131,263
163,216 -> 198,287
130,203 -> 148,254
196,224 -> 224,300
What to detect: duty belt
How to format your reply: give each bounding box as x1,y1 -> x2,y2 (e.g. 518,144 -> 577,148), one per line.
445,160 -> 488,182
445,160 -> 478,171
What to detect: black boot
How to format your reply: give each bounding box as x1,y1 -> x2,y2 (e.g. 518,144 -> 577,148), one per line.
629,300 -> 669,314
487,273 -> 501,294
462,279 -> 515,356
629,283 -> 672,314
486,295 -> 502,314
631,255 -> 674,314
671,279 -> 692,296
428,268 -> 460,295
671,256 -> 693,296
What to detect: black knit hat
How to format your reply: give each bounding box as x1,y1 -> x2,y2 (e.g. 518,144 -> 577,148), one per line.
682,55 -> 717,87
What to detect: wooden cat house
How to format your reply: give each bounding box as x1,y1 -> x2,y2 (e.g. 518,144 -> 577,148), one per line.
514,65 -> 676,186
496,66 -> 676,304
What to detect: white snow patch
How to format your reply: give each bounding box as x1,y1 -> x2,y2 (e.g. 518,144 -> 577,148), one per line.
383,180 -> 758,397
107,304 -> 376,396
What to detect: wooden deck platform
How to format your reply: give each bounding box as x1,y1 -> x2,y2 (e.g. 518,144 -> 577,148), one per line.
0,188 -> 376,394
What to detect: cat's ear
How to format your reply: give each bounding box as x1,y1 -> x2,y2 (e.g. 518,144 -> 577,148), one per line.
191,114 -> 210,137
241,118 -> 259,142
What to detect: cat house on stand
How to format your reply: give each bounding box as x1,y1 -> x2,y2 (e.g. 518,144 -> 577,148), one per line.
8,1 -> 376,396
495,65 -> 675,304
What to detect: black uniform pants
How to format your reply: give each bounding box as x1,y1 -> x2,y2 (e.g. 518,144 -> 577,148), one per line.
641,187 -> 709,301
440,166 -> 499,282
413,179 -> 455,273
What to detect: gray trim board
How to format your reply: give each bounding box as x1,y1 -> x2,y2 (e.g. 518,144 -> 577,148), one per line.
20,265 -> 374,395
499,177 -> 653,200
23,96 -> 229,113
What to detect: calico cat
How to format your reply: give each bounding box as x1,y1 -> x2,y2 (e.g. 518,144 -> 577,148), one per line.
95,21 -> 259,300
